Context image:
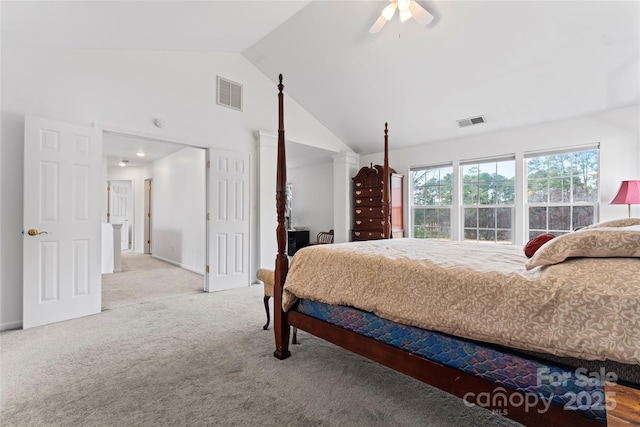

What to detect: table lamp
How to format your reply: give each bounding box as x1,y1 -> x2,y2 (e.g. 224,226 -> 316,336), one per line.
610,180 -> 640,218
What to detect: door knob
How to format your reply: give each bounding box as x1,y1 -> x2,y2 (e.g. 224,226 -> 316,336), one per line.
27,228 -> 48,236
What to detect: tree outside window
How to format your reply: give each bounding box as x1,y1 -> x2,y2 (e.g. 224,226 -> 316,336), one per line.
526,149 -> 598,238
462,159 -> 515,243
411,166 -> 452,239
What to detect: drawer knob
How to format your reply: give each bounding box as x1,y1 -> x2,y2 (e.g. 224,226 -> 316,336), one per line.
356,220 -> 362,225
356,200 -> 362,204
356,209 -> 362,214
355,190 -> 362,195
355,232 -> 361,236
355,183 -> 362,187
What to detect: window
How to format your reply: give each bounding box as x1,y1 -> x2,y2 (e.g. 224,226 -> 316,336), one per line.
411,165 -> 453,239
526,148 -> 598,238
462,159 -> 515,243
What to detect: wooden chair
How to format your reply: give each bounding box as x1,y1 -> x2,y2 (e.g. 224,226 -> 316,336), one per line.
313,229 -> 334,244
257,268 -> 297,343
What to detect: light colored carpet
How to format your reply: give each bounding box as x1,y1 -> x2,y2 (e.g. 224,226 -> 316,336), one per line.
102,253 -> 204,310
1,254 -> 522,427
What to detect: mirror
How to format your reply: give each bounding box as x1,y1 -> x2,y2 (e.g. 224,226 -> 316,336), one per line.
286,182 -> 293,230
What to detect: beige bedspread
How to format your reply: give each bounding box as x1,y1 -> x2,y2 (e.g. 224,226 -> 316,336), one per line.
282,239 -> 640,365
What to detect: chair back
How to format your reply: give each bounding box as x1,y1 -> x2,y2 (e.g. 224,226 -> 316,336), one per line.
316,230 -> 334,244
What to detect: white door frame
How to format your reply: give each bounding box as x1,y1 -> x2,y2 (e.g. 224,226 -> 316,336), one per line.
144,178 -> 152,255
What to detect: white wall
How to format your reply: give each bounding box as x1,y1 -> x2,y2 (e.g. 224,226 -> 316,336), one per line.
0,48 -> 350,329
288,161 -> 334,241
0,114 -> 25,331
361,106 -> 640,244
151,147 -> 206,273
256,131 -> 277,270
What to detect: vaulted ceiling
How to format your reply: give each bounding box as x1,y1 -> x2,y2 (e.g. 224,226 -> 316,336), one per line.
3,1 -> 639,156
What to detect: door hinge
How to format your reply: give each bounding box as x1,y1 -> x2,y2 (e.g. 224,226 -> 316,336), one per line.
147,185 -> 151,191
107,186 -> 111,192
206,212 -> 210,220
147,213 -> 151,218
206,265 -> 210,273
207,160 -> 211,169
147,240 -> 150,244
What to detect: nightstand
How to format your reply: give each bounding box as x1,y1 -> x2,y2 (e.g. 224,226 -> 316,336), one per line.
287,230 -> 309,256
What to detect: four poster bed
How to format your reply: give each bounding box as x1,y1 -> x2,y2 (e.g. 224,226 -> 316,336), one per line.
271,75 -> 640,426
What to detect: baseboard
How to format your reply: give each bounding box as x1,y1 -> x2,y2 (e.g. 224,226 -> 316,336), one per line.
1,320 -> 23,331
151,255 -> 204,276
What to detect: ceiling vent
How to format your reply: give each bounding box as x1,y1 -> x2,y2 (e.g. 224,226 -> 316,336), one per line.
217,76 -> 243,111
457,115 -> 486,128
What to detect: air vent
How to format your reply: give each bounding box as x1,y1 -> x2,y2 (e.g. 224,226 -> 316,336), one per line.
457,115 -> 486,128
217,76 -> 243,111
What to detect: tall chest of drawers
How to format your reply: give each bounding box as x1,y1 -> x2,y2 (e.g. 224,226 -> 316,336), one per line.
352,165 -> 404,241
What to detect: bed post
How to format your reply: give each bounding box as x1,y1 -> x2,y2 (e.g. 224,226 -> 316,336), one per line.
382,123 -> 391,239
274,74 -> 291,360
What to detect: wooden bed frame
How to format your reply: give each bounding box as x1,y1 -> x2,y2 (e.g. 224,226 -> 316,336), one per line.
271,74 -> 606,427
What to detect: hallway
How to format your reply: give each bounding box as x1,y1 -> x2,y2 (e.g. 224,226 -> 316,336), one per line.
102,253 -> 203,310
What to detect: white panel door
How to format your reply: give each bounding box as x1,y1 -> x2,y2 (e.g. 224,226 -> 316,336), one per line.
206,149 -> 250,291
109,180 -> 132,250
23,116 -> 102,329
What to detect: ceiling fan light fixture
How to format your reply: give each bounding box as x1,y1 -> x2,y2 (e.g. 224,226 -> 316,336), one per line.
399,8 -> 412,22
370,0 -> 433,33
397,0 -> 411,11
382,2 -> 397,20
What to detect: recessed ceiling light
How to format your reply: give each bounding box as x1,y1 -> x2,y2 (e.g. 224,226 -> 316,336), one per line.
136,152 -> 145,157
119,160 -> 129,167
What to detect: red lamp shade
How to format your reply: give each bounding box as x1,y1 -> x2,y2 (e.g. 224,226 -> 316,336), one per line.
610,180 -> 640,217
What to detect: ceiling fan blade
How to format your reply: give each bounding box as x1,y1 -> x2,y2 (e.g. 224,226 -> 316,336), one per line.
381,2 -> 397,20
409,1 -> 434,26
369,14 -> 388,33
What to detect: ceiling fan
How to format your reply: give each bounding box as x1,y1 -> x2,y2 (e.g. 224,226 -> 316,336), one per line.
369,0 -> 434,33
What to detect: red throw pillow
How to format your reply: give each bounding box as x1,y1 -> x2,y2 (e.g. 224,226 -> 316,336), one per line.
524,233 -> 556,258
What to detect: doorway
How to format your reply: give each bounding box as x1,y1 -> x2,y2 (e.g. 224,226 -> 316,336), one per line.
108,179 -> 133,251
102,130 -> 208,302
144,178 -> 152,254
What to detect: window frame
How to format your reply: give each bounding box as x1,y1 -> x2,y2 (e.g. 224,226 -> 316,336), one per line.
460,156 -> 516,244
409,163 -> 453,240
